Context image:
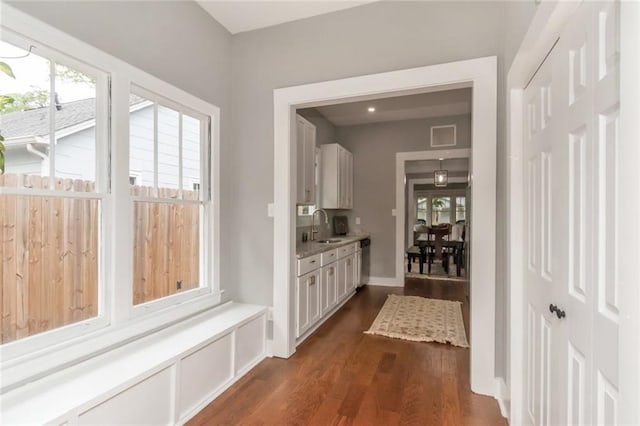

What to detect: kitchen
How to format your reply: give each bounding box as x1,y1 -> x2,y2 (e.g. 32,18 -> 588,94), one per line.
293,89 -> 472,345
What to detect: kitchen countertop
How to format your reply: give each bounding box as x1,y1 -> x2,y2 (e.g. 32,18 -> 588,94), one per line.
296,233 -> 370,259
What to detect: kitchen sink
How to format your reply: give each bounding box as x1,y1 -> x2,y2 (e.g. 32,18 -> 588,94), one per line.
316,239 -> 343,244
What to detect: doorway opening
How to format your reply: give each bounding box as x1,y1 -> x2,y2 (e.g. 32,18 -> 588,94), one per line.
404,154 -> 470,282
274,56 -> 497,396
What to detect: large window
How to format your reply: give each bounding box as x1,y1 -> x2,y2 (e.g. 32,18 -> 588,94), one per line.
129,86 -> 210,306
0,34 -> 108,345
0,23 -> 219,373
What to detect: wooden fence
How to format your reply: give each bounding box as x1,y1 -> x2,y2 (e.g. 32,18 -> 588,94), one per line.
0,174 -> 199,344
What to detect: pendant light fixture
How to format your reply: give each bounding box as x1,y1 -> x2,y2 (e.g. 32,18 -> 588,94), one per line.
434,159 -> 448,187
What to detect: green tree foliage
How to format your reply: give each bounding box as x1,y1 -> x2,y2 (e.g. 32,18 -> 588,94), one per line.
0,89 -> 48,113
56,65 -> 95,86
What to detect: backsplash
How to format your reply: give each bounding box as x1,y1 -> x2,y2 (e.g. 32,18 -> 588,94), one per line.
295,209 -> 349,242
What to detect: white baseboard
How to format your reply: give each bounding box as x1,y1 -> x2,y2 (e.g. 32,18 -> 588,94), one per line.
366,276 -> 402,287
495,377 -> 510,421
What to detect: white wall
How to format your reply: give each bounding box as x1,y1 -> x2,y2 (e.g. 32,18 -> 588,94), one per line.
229,0 -> 503,302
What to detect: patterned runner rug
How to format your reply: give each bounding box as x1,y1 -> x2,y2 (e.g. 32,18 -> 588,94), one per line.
365,294 -> 469,348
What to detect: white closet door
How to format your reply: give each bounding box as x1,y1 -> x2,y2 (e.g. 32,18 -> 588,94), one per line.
522,1 -> 620,425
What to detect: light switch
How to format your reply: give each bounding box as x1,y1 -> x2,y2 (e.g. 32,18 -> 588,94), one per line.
355,217 -> 361,225
267,203 -> 274,217
391,209 -> 397,216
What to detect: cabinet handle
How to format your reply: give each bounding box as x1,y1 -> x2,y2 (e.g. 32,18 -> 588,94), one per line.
310,260 -> 316,264
347,259 -> 351,266
310,276 -> 316,285
329,267 -> 334,275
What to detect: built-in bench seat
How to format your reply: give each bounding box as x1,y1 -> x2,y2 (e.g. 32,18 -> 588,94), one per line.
1,303 -> 268,425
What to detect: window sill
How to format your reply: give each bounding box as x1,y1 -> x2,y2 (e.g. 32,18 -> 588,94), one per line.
0,302 -> 267,424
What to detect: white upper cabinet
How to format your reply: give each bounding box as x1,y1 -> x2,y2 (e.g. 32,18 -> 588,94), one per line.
296,114 -> 316,205
319,143 -> 353,209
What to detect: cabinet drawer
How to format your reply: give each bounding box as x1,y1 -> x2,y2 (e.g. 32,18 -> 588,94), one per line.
297,254 -> 321,276
337,244 -> 355,259
321,249 -> 338,266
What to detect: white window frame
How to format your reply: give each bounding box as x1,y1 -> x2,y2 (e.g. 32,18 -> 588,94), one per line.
127,84 -> 214,317
0,6 -> 221,391
0,29 -> 111,357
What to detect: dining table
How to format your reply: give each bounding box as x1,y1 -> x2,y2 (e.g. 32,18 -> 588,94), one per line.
416,239 -> 465,276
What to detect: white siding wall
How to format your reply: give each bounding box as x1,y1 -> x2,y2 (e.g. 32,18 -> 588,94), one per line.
128,105 -> 201,189
55,126 -> 96,180
4,150 -> 43,176
6,105 -> 201,186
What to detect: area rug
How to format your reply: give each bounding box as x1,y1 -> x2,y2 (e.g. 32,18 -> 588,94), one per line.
365,295 -> 469,348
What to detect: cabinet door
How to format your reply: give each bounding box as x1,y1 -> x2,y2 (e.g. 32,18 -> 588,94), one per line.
355,249 -> 361,288
296,117 -> 307,204
322,263 -> 337,314
296,274 -> 309,337
296,115 -> 316,205
307,270 -> 320,328
337,258 -> 347,300
345,254 -> 355,292
303,122 -> 316,203
346,151 -> 353,209
339,148 -> 345,208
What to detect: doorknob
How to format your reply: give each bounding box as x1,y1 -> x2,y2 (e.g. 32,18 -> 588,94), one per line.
549,304 -> 566,319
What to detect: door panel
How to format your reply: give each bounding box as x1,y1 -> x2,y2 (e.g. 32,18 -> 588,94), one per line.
522,1 -> 620,425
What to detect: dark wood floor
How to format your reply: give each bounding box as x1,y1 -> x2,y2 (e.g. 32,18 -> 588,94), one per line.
188,278 -> 506,425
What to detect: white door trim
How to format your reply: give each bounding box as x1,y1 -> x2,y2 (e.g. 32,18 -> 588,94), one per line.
273,56 -> 497,396
507,1 -> 640,424
617,2 -> 640,424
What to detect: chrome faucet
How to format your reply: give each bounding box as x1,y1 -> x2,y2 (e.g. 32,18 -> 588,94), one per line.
310,208 -> 329,241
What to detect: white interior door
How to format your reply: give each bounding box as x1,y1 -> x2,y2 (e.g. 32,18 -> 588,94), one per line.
523,36 -> 556,426
522,1 -> 620,424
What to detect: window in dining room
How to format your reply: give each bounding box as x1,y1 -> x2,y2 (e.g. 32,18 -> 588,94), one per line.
431,196 -> 451,225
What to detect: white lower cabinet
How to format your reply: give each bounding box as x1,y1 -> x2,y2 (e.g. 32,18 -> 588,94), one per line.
296,269 -> 321,338
296,241 -> 361,340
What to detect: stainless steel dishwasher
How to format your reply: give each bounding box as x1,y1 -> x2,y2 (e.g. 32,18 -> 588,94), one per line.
359,238 -> 370,287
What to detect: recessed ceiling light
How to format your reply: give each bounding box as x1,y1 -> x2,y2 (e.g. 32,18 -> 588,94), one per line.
367,107 -> 375,112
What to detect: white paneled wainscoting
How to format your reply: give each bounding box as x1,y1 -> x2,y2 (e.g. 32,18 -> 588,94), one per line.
1,303 -> 267,425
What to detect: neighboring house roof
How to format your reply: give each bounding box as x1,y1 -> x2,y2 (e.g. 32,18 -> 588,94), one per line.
0,95 -> 146,140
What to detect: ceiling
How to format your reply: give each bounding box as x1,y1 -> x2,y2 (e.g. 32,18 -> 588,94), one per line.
197,1 -> 377,34
311,88 -> 472,126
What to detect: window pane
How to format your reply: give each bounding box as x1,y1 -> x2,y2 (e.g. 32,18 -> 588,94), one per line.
0,188 -> 99,344
129,94 -> 155,194
431,196 -> 451,225
1,41 -> 99,193
182,114 -> 201,198
157,105 -> 179,191
456,196 -> 466,222
132,201 -> 200,305
1,40 -> 51,183
53,63 -> 97,182
416,196 -> 428,222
